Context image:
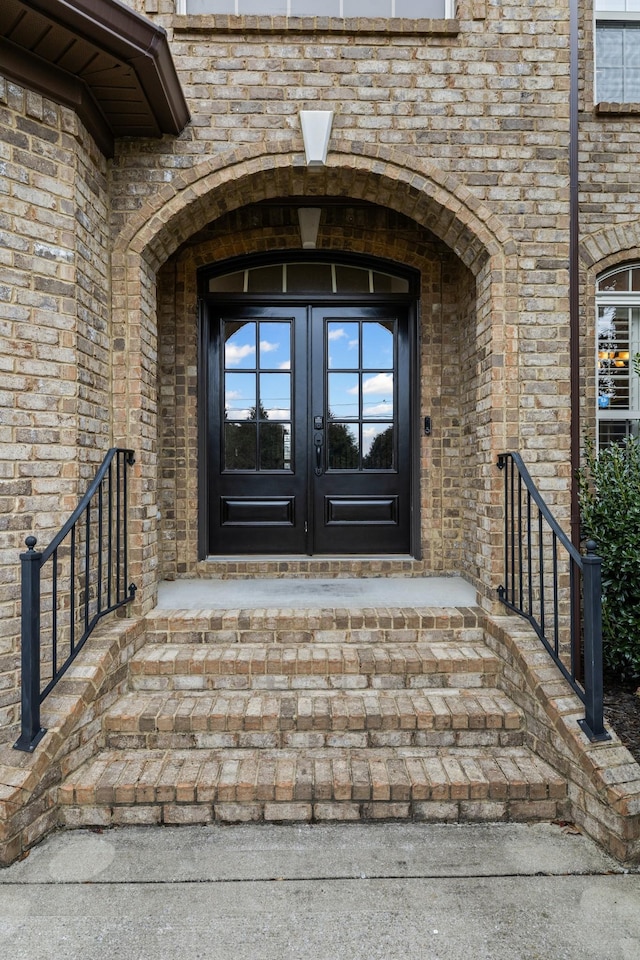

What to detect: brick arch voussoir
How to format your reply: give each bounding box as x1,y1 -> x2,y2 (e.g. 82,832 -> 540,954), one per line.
580,222 -> 640,272
114,143 -> 515,277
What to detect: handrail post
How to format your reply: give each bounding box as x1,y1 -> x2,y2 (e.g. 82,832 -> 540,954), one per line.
14,536 -> 47,752
578,540 -> 610,742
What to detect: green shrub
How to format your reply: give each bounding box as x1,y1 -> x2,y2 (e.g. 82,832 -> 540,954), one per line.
578,431 -> 640,682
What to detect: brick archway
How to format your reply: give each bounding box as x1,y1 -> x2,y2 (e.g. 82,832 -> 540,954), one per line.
111,145 -> 518,611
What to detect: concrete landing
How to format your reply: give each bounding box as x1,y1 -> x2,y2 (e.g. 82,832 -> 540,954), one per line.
1,823 -> 637,960
156,576 -> 478,610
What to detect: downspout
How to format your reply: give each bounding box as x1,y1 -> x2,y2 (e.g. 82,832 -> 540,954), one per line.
569,0 -> 582,675
570,0 -> 580,550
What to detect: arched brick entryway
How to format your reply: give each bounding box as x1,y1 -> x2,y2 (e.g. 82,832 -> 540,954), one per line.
111,144 -> 517,612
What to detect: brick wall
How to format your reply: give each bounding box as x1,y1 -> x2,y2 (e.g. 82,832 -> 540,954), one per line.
7,0 -> 640,737
0,77 -> 110,743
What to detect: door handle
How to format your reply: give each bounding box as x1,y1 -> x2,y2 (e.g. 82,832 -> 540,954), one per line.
314,429 -> 323,476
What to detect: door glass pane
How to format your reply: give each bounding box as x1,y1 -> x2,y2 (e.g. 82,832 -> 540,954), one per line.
362,372 -> 394,419
328,322 -> 359,369
225,321 -> 256,368
363,321 -> 394,369
225,373 -> 256,420
259,373 -> 291,420
259,322 -> 291,370
328,422 -> 359,470
225,423 -> 256,470
328,373 -> 359,419
363,424 -> 394,470
260,422 -> 292,470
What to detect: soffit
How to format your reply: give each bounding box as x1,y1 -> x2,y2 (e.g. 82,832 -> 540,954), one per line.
0,0 -> 189,156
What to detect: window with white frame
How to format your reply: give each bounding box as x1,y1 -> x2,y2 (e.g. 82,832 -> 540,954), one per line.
595,1 -> 640,102
596,265 -> 640,446
180,0 -> 453,15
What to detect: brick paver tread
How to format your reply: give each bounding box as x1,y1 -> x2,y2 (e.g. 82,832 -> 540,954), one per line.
59,746 -> 566,808
129,642 -> 501,679
104,688 -> 522,735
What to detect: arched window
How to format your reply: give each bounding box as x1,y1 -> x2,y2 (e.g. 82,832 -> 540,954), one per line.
207,260 -> 410,295
596,264 -> 640,445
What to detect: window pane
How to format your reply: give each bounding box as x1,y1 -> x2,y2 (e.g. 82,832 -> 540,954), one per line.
373,272 -> 409,293
344,0 -> 390,13
259,322 -> 290,370
287,262 -> 333,293
210,272 -> 244,293
260,422 -> 292,470
225,373 -> 256,420
328,422 -> 359,470
328,322 -> 359,369
362,424 -> 394,469
225,423 -> 256,470
363,321 -> 394,370
598,306 -> 630,410
362,372 -> 394,418
396,0 -> 446,14
291,0 -> 340,11
597,24 -> 640,101
239,0 -> 288,13
598,420 -> 633,447
246,265 -> 283,293
396,0 -> 445,13
329,373 -> 359,419
334,264 -> 370,294
259,373 -> 291,420
225,321 -> 256,368
598,268 -> 631,292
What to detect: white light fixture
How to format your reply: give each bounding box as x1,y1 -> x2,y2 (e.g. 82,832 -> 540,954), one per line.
297,208 -> 322,249
299,110 -> 334,166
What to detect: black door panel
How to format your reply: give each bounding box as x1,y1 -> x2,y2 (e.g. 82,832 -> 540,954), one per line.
207,302 -> 411,555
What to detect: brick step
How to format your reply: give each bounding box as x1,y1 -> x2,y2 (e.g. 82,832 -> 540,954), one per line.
129,642 -> 502,691
58,746 -> 567,826
103,688 -> 524,750
143,607 -> 484,646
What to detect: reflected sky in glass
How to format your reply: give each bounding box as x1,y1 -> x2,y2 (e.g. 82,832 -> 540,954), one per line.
328,322 -> 359,369
363,322 -> 393,370
259,322 -> 290,370
225,372 -> 256,420
362,372 -> 394,419
259,373 -> 290,420
225,321 -> 256,369
329,373 -> 359,419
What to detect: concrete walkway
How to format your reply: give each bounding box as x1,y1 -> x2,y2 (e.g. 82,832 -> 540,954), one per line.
157,576 -> 478,609
1,822 -> 638,960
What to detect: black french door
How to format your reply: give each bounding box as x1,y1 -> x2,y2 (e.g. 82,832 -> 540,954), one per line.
206,301 -> 412,555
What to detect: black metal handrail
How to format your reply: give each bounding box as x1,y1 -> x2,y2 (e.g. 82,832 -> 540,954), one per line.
497,452 -> 609,742
15,448 -> 137,752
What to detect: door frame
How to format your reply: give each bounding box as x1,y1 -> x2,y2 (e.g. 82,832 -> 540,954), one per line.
196,252 -> 422,560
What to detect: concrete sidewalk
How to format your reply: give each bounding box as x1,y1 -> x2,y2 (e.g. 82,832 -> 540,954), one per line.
0,822 -> 638,960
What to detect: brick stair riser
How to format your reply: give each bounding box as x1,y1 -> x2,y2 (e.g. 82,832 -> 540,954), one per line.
104,729 -> 526,750
57,747 -> 568,828
102,689 -> 523,744
130,673 -> 497,692
59,797 -> 566,828
127,643 -> 502,692
142,627 -> 487,646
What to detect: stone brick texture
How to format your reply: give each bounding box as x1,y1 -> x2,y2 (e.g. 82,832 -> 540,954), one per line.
1,604 -> 638,867
1,0 -> 639,859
